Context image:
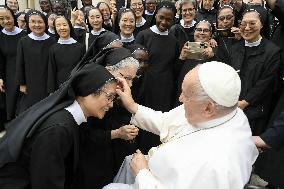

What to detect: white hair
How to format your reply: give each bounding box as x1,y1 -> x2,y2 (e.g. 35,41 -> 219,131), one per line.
106,57 -> 139,72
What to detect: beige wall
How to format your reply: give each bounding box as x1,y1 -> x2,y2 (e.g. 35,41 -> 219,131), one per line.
13,0 -> 112,12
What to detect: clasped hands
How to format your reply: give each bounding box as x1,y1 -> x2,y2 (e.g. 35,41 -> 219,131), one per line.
131,149 -> 149,177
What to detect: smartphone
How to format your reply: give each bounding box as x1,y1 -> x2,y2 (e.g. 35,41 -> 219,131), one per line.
216,28 -> 234,38
186,42 -> 206,60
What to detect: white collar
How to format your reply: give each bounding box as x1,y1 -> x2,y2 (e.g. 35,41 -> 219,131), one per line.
2,27 -> 22,35
104,20 -> 112,26
91,28 -> 106,35
195,108 -> 238,129
180,19 -> 196,28
150,25 -> 168,35
120,34 -> 135,43
48,28 -> 55,34
28,32 -> 50,41
74,25 -> 86,30
245,37 -> 262,47
145,10 -> 154,15
136,17 -> 146,27
65,100 -> 87,125
42,11 -> 47,16
58,37 -> 77,44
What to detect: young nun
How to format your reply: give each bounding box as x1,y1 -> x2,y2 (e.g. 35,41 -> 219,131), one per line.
230,9 -> 281,135
46,12 -> 57,39
47,16 -> 85,93
126,44 -> 149,104
113,8 -> 136,47
0,6 -> 26,121
85,31 -> 123,61
169,0 -> 197,49
71,9 -> 87,46
0,63 -> 118,189
134,0 -> 180,153
144,0 -> 156,28
97,2 -> 113,31
196,0 -> 217,25
87,8 -> 106,48
79,48 -> 140,189
15,10 -> 56,114
130,0 -> 148,36
16,12 -> 26,30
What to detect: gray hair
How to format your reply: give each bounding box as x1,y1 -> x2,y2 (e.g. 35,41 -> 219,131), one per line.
106,57 -> 140,72
192,65 -> 237,115
180,0 -> 197,10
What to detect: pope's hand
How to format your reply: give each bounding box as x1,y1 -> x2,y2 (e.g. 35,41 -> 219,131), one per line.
130,150 -> 149,176
116,77 -> 138,114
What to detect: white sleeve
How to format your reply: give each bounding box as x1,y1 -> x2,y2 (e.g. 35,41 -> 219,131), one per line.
134,169 -> 164,189
130,105 -> 187,137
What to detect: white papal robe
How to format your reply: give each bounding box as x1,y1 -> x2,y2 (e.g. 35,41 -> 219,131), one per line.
104,105 -> 259,189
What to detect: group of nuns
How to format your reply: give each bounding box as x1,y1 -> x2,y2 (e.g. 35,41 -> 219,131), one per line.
0,0 -> 284,188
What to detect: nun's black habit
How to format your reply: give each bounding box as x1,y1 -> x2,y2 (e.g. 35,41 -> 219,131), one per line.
79,48 -> 138,189
0,55 -> 115,189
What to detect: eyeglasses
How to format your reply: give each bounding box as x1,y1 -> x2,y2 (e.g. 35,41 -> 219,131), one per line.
218,15 -> 234,21
240,21 -> 258,29
182,8 -> 195,13
120,72 -> 134,82
101,90 -> 117,102
131,3 -> 143,8
195,27 -> 211,33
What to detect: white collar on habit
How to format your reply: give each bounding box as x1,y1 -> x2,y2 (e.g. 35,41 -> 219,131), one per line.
58,37 -> 77,44
180,19 -> 196,28
2,27 -> 22,35
136,17 -> 146,27
65,100 -> 87,125
48,28 -> 55,34
150,25 -> 168,35
74,25 -> 86,30
145,10 -> 154,15
28,32 -> 50,41
120,34 -> 135,43
245,37 -> 262,47
104,20 -> 112,26
195,108 -> 238,129
91,28 -> 106,35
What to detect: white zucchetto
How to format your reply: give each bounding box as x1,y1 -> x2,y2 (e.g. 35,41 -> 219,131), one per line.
198,61 -> 241,107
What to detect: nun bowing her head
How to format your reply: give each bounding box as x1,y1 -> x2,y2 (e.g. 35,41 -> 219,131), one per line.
100,48 -> 140,88
69,64 -> 117,119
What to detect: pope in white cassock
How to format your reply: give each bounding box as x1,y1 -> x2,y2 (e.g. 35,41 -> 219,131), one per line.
104,61 -> 259,189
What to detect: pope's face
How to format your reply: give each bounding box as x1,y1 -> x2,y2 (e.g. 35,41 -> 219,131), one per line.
179,68 -> 207,125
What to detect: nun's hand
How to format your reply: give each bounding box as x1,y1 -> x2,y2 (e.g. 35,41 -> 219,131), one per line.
130,150 -> 149,176
20,85 -> 27,94
231,27 -> 242,40
116,77 -> 138,114
118,124 -> 139,140
0,79 -> 5,92
209,39 -> 218,48
179,41 -> 191,60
